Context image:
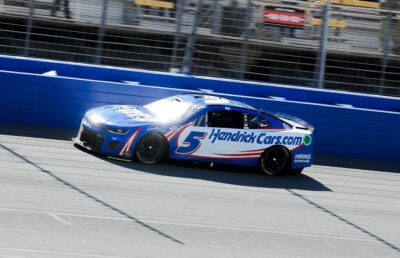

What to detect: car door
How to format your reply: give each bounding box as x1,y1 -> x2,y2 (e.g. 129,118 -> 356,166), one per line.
174,108 -> 263,160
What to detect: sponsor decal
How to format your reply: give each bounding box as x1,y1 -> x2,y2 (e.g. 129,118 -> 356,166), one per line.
304,135 -> 312,146
114,106 -> 152,121
176,131 -> 208,154
176,128 -> 307,157
294,153 -> 312,163
208,129 -> 302,146
263,10 -> 305,26
114,106 -> 139,117
147,127 -> 165,132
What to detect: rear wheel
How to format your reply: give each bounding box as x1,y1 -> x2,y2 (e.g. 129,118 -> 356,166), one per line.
135,134 -> 167,164
260,146 -> 290,176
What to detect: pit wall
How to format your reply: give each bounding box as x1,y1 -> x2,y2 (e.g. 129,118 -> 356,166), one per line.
1,55 -> 399,162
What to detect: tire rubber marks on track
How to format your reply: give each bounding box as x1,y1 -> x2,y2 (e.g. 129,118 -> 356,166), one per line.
0,144 -> 184,245
287,189 -> 400,253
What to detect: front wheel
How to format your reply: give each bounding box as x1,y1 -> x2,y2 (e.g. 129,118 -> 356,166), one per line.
260,146 -> 290,176
135,134 -> 167,164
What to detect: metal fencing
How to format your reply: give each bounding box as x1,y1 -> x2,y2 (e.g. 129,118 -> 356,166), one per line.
0,0 -> 399,96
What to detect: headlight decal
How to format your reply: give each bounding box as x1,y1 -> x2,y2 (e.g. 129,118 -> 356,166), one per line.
107,128 -> 130,134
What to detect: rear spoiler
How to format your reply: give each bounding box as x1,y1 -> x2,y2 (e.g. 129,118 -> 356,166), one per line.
275,113 -> 314,132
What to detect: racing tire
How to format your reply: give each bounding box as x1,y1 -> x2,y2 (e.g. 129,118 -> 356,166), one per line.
260,146 -> 290,176
135,134 -> 167,165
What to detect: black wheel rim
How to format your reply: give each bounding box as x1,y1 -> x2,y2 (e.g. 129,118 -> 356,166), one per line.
138,136 -> 163,162
262,148 -> 287,174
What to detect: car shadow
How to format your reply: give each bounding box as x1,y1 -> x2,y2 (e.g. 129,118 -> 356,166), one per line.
100,157 -> 332,192
2,125 -> 398,174
314,156 -> 400,174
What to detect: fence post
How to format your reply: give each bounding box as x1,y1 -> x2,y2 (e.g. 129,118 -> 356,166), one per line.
239,0 -> 252,80
211,0 -> 222,35
23,0 -> 35,57
379,11 -> 392,94
182,0 -> 204,74
0,0 -> 4,13
314,0 -> 331,89
76,0 -> 82,21
170,0 -> 184,71
95,0 -> 109,64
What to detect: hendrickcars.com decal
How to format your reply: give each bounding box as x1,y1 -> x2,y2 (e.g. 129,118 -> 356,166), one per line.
176,128 -> 312,155
208,129 -> 303,145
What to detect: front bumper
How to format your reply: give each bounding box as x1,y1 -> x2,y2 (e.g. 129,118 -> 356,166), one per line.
76,124 -> 105,148
72,136 -> 97,152
73,122 -> 135,159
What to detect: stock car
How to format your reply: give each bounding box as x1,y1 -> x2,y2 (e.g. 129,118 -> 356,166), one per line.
73,94 -> 313,176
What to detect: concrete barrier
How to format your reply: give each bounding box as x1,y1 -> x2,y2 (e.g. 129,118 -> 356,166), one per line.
1,55 -> 399,162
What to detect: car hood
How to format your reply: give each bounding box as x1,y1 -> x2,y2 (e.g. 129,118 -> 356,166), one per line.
86,105 -> 159,127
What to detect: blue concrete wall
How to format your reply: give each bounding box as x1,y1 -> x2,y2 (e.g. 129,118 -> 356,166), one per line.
1,55 -> 399,162
1,55 -> 399,112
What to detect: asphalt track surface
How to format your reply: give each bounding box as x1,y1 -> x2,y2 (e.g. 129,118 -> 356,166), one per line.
0,126 -> 399,258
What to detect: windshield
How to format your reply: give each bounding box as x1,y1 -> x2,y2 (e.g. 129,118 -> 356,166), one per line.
144,96 -> 203,123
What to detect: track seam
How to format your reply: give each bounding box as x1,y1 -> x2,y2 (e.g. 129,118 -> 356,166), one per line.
287,189 -> 400,253
0,144 -> 184,245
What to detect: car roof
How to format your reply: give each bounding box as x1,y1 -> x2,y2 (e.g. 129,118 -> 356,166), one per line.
178,94 -> 257,111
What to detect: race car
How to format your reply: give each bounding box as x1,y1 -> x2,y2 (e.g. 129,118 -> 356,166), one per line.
73,94 -> 313,176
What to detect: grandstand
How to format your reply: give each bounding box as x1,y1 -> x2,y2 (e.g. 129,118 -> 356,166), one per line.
0,0 -> 399,95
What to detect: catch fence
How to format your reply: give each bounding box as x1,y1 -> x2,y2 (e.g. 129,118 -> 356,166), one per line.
0,0 -> 399,95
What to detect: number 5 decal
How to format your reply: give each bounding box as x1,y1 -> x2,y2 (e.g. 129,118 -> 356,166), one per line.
176,131 -> 208,154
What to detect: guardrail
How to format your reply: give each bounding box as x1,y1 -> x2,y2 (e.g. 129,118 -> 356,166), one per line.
0,55 -> 399,162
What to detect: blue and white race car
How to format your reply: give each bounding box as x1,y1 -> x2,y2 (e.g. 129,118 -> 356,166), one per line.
73,94 -> 313,176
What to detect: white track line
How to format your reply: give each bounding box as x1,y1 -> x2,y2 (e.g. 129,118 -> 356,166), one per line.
0,255 -> 23,258
49,213 -> 74,226
0,207 -> 374,243
0,247 -> 129,258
